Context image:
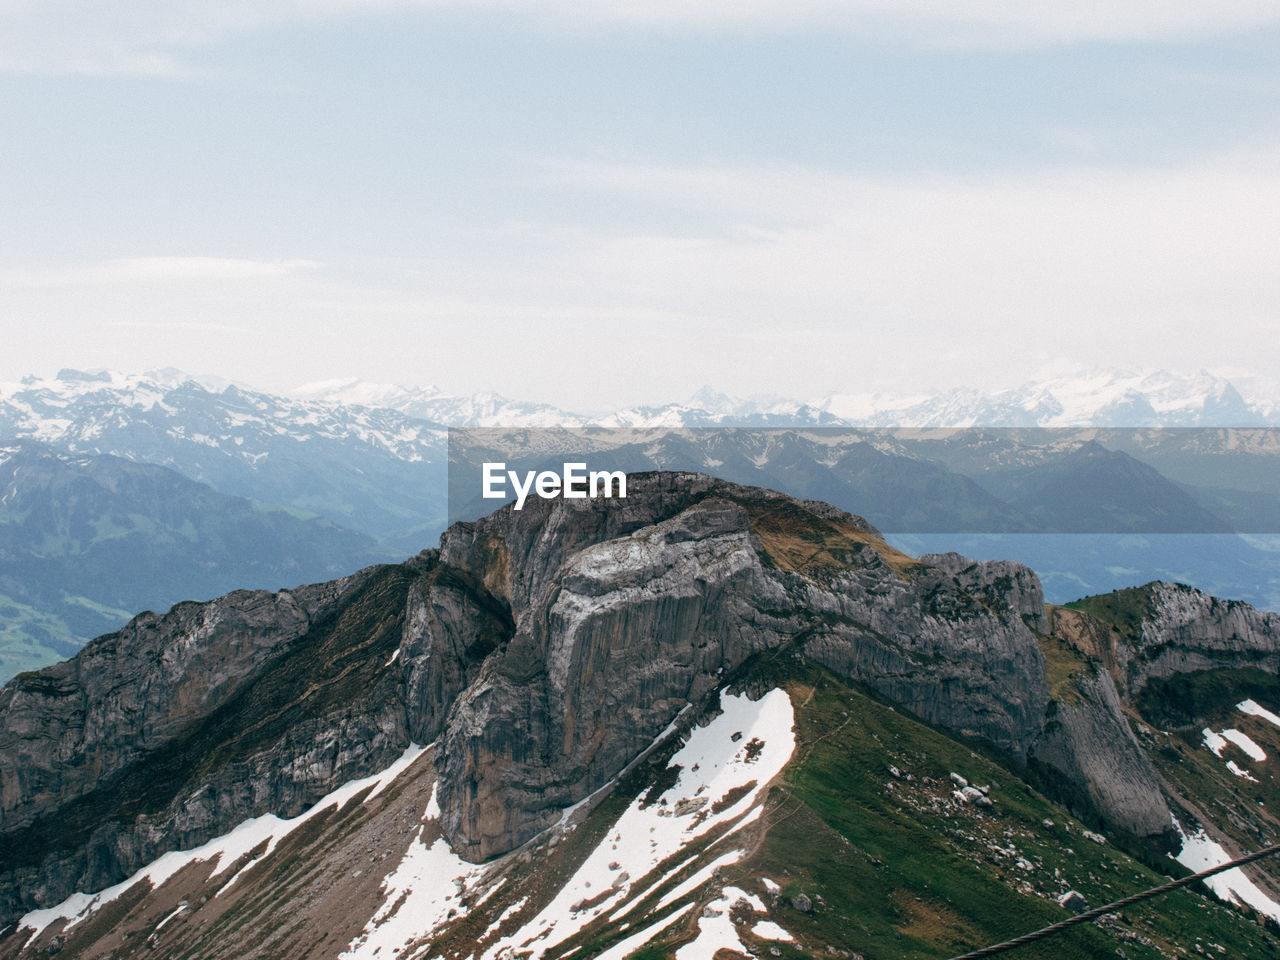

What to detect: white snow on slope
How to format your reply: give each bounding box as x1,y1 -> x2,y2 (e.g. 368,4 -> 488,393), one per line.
484,898 -> 529,939
339,783 -> 491,960
19,744 -> 428,946
676,886 -> 757,960
1226,761 -> 1259,782
593,904 -> 696,960
652,851 -> 745,914
752,920 -> 795,942
1174,821 -> 1280,924
1203,729 -> 1229,756
483,688 -> 796,960
1220,729 -> 1266,762
1239,699 -> 1280,729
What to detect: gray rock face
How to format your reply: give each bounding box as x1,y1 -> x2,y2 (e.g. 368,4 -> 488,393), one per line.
1052,582 -> 1280,699
1035,580 -> 1280,843
0,563 -> 427,923
1,574 -> 360,832
437,492 -> 789,860
1030,667 -> 1171,838
434,475 -> 1052,859
1132,583 -> 1280,691
0,472 -> 1234,924
920,553 -> 1050,634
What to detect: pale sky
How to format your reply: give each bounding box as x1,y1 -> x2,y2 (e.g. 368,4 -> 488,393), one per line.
2,2 -> 1279,408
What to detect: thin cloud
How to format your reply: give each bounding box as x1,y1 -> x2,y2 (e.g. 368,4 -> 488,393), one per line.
4,1 -> 1280,75
4,154 -> 1279,400
462,149 -> 1280,380
108,320 -> 253,334
99,257 -> 322,282
3,257 -> 322,287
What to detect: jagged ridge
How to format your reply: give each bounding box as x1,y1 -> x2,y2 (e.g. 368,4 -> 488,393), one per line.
1,472 -> 1278,933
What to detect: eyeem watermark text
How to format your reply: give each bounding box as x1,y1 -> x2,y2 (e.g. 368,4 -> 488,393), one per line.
482,462 -> 627,510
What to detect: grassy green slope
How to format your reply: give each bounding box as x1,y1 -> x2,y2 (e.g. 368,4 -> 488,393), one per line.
631,661 -> 1280,960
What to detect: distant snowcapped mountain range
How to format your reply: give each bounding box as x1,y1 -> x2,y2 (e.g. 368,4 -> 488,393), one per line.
4,364 -> 1280,683
0,366 -> 1276,537
1,368 -> 1274,522
1,366 -> 1275,438
295,367 -> 1279,428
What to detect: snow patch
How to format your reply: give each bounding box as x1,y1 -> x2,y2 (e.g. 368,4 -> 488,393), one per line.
483,897 -> 529,938
593,904 -> 696,960
653,851 -> 744,914
1239,699 -> 1280,729
1220,729 -> 1266,762
20,744 -> 428,946
154,903 -> 188,932
1226,761 -> 1259,782
1174,820 -> 1280,924
340,784 -> 489,960
1202,728 -> 1229,756
676,886 -> 753,960
752,920 -> 794,942
483,688 -> 795,960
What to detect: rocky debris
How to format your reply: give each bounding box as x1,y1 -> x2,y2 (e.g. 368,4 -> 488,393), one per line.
950,773 -> 969,788
1058,890 -> 1089,913
673,797 -> 709,816
790,894 -> 813,913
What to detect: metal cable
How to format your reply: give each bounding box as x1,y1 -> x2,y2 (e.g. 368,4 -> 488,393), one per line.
945,841 -> 1280,960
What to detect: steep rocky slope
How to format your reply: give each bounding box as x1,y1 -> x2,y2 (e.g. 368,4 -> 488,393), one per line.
1,473 -> 1279,958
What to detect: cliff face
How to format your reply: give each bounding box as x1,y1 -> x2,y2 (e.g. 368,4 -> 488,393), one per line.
1,472 -> 1275,926
1054,582 -> 1280,699
1136,583 -> 1280,688
431,475 -> 1052,859
1029,666 -> 1171,838
0,565 -> 418,922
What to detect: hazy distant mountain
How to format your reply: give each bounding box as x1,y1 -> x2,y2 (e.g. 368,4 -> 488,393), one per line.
820,368 -> 1269,427
295,367 -> 1278,428
292,376 -> 593,428
0,442 -> 395,683
3,366 -> 1280,637
0,370 -> 450,549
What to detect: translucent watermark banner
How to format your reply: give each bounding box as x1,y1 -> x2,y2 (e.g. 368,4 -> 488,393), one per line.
447,427 -> 1280,533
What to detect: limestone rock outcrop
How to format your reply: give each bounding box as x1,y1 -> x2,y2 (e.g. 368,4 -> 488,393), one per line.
2,472 -> 1273,925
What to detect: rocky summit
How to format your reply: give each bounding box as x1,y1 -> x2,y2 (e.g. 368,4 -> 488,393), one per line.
1,472 -> 1279,959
